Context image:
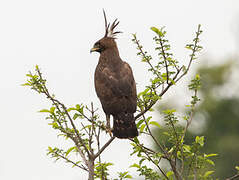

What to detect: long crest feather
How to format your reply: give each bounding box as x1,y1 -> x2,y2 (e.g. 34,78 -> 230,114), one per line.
103,9 -> 122,38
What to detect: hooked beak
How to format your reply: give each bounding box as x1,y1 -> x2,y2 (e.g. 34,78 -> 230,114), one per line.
90,47 -> 100,53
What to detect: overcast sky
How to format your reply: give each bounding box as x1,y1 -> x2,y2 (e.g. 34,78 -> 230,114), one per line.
0,0 -> 239,179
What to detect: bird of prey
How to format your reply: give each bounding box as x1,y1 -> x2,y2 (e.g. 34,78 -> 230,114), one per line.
90,10 -> 138,139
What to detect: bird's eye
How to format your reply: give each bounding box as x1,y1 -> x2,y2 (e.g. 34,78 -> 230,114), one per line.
95,42 -> 100,47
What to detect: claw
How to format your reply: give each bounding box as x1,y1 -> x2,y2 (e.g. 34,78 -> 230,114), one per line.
106,127 -> 113,137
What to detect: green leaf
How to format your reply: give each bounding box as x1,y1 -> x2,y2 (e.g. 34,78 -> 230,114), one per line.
166,171 -> 174,177
105,162 -> 113,166
72,160 -> 81,167
195,136 -> 204,146
205,153 -> 218,157
183,145 -> 191,153
73,113 -> 79,120
139,158 -> 145,165
67,107 -> 76,112
119,172 -> 128,176
39,109 -> 51,113
195,74 -> 200,79
151,27 -> 159,34
206,159 -> 215,166
130,163 -> 140,168
48,146 -> 53,152
151,26 -> 164,36
82,125 -> 92,130
170,79 -> 176,85
162,109 -> 176,114
125,175 -> 132,178
21,83 -> 31,86
65,146 -> 76,157
49,122 -> 59,129
35,65 -> 39,70
76,104 -> 80,110
185,45 -> 193,50
133,137 -> 139,144
118,171 -> 132,179
50,107 -> 56,113
136,119 -> 144,128
163,131 -> 170,136
235,166 -> 239,171
204,171 -> 214,177
140,124 -> 146,133
138,88 -> 149,97
149,121 -> 161,128
26,74 -> 33,78
168,147 -> 174,153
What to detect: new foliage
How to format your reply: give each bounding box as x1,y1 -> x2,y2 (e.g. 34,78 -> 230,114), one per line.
23,24 -> 226,179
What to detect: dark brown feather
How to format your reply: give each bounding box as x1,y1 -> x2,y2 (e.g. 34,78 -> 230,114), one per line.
92,12 -> 138,139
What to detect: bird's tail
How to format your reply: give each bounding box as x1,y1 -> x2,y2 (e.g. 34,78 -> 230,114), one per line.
112,112 -> 138,139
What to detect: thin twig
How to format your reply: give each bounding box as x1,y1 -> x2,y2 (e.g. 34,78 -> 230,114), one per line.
94,137 -> 115,160
175,25 -> 202,84
180,90 -> 197,175
186,151 -> 197,177
135,67 -> 182,120
143,149 -> 169,179
54,151 -> 89,172
36,68 -> 91,168
142,112 -> 166,155
226,174 -> 239,180
169,159 -> 183,180
71,138 -> 90,169
88,103 -> 95,155
157,34 -> 169,84
134,36 -> 162,80
128,139 -> 157,155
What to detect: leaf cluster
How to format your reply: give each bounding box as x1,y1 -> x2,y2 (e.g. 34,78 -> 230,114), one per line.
129,25 -> 217,180
23,24 -> 221,180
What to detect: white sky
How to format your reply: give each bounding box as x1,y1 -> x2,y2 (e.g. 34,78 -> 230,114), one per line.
0,0 -> 238,179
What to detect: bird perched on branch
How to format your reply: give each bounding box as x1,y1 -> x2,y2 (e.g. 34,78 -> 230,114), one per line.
90,10 -> 138,139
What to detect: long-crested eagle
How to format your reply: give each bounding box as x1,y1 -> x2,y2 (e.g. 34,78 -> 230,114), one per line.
90,10 -> 138,139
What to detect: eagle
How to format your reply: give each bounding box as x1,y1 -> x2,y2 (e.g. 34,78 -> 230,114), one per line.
90,10 -> 138,139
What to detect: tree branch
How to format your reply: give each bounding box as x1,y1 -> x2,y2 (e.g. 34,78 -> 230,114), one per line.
135,67 -> 182,120
157,33 -> 169,84
226,174 -> 239,180
94,137 -> 115,160
35,68 -> 91,168
54,151 -> 89,172
175,25 -> 202,84
144,149 -> 169,180
133,35 -> 162,80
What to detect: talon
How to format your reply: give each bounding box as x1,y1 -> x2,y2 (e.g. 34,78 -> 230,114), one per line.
106,128 -> 113,137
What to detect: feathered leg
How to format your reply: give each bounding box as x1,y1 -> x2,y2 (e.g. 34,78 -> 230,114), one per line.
113,112 -> 138,139
106,114 -> 112,137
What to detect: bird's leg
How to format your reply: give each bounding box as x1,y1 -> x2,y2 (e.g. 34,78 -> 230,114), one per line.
106,114 -> 112,137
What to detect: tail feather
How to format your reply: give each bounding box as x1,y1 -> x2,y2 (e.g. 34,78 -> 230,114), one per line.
112,112 -> 138,139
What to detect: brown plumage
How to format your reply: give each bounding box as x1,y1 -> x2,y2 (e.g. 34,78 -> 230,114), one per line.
90,10 -> 138,139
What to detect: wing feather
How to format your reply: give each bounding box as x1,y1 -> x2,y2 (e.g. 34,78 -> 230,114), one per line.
94,61 -> 137,114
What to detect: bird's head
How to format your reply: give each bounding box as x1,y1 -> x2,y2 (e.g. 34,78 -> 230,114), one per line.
90,10 -> 121,54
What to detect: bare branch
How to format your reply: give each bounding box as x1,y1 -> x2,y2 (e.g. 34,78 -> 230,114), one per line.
94,137 -> 115,160
54,151 -> 89,172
